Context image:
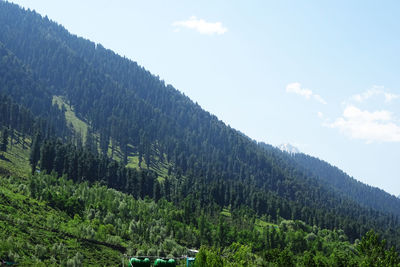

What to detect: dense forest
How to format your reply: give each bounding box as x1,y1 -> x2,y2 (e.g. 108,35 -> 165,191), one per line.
290,152 -> 400,216
2,170 -> 399,266
0,1 -> 400,265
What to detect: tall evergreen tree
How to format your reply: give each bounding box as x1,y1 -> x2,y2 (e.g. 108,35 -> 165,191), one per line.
0,127 -> 8,152
29,131 -> 41,174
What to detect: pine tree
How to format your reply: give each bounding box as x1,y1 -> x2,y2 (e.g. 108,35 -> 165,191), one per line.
85,129 -> 97,155
0,127 -> 8,152
29,131 -> 41,174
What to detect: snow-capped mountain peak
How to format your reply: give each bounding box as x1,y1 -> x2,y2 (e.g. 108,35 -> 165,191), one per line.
278,143 -> 300,154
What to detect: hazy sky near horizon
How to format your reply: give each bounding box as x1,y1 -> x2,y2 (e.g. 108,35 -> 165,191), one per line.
9,0 -> 400,196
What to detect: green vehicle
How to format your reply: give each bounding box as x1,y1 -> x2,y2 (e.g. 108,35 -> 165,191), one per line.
153,258 -> 176,267
129,258 -> 151,267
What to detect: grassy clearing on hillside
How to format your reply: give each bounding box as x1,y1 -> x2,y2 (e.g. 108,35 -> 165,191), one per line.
123,145 -> 171,182
52,96 -> 181,193
52,96 -> 171,180
0,132 -> 30,177
53,96 -> 88,141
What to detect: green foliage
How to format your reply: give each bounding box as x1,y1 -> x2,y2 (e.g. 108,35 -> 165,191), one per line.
223,243 -> 256,267
194,246 -> 224,267
276,248 -> 295,267
357,230 -> 400,266
0,177 -> 122,266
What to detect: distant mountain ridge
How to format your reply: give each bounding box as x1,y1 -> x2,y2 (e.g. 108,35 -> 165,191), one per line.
291,153 -> 400,217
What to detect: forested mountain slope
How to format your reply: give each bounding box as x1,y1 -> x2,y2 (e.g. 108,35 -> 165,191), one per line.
292,153 -> 400,216
259,142 -> 400,218
1,0 -> 400,250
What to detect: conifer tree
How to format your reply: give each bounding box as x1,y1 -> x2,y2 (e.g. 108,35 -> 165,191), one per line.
0,127 -> 8,152
29,131 -> 41,174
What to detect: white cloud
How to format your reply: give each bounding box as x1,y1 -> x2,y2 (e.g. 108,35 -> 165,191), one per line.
384,92 -> 400,102
313,94 -> 328,105
327,105 -> 400,143
286,82 -> 327,104
286,82 -> 312,98
317,111 -> 324,118
351,85 -> 400,103
172,16 -> 228,35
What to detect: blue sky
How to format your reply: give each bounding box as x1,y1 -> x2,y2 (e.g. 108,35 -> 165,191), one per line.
10,0 -> 400,196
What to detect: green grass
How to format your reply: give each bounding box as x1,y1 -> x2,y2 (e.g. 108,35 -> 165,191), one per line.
0,132 -> 31,177
123,145 -> 172,182
126,154 -> 141,169
53,95 -> 88,141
